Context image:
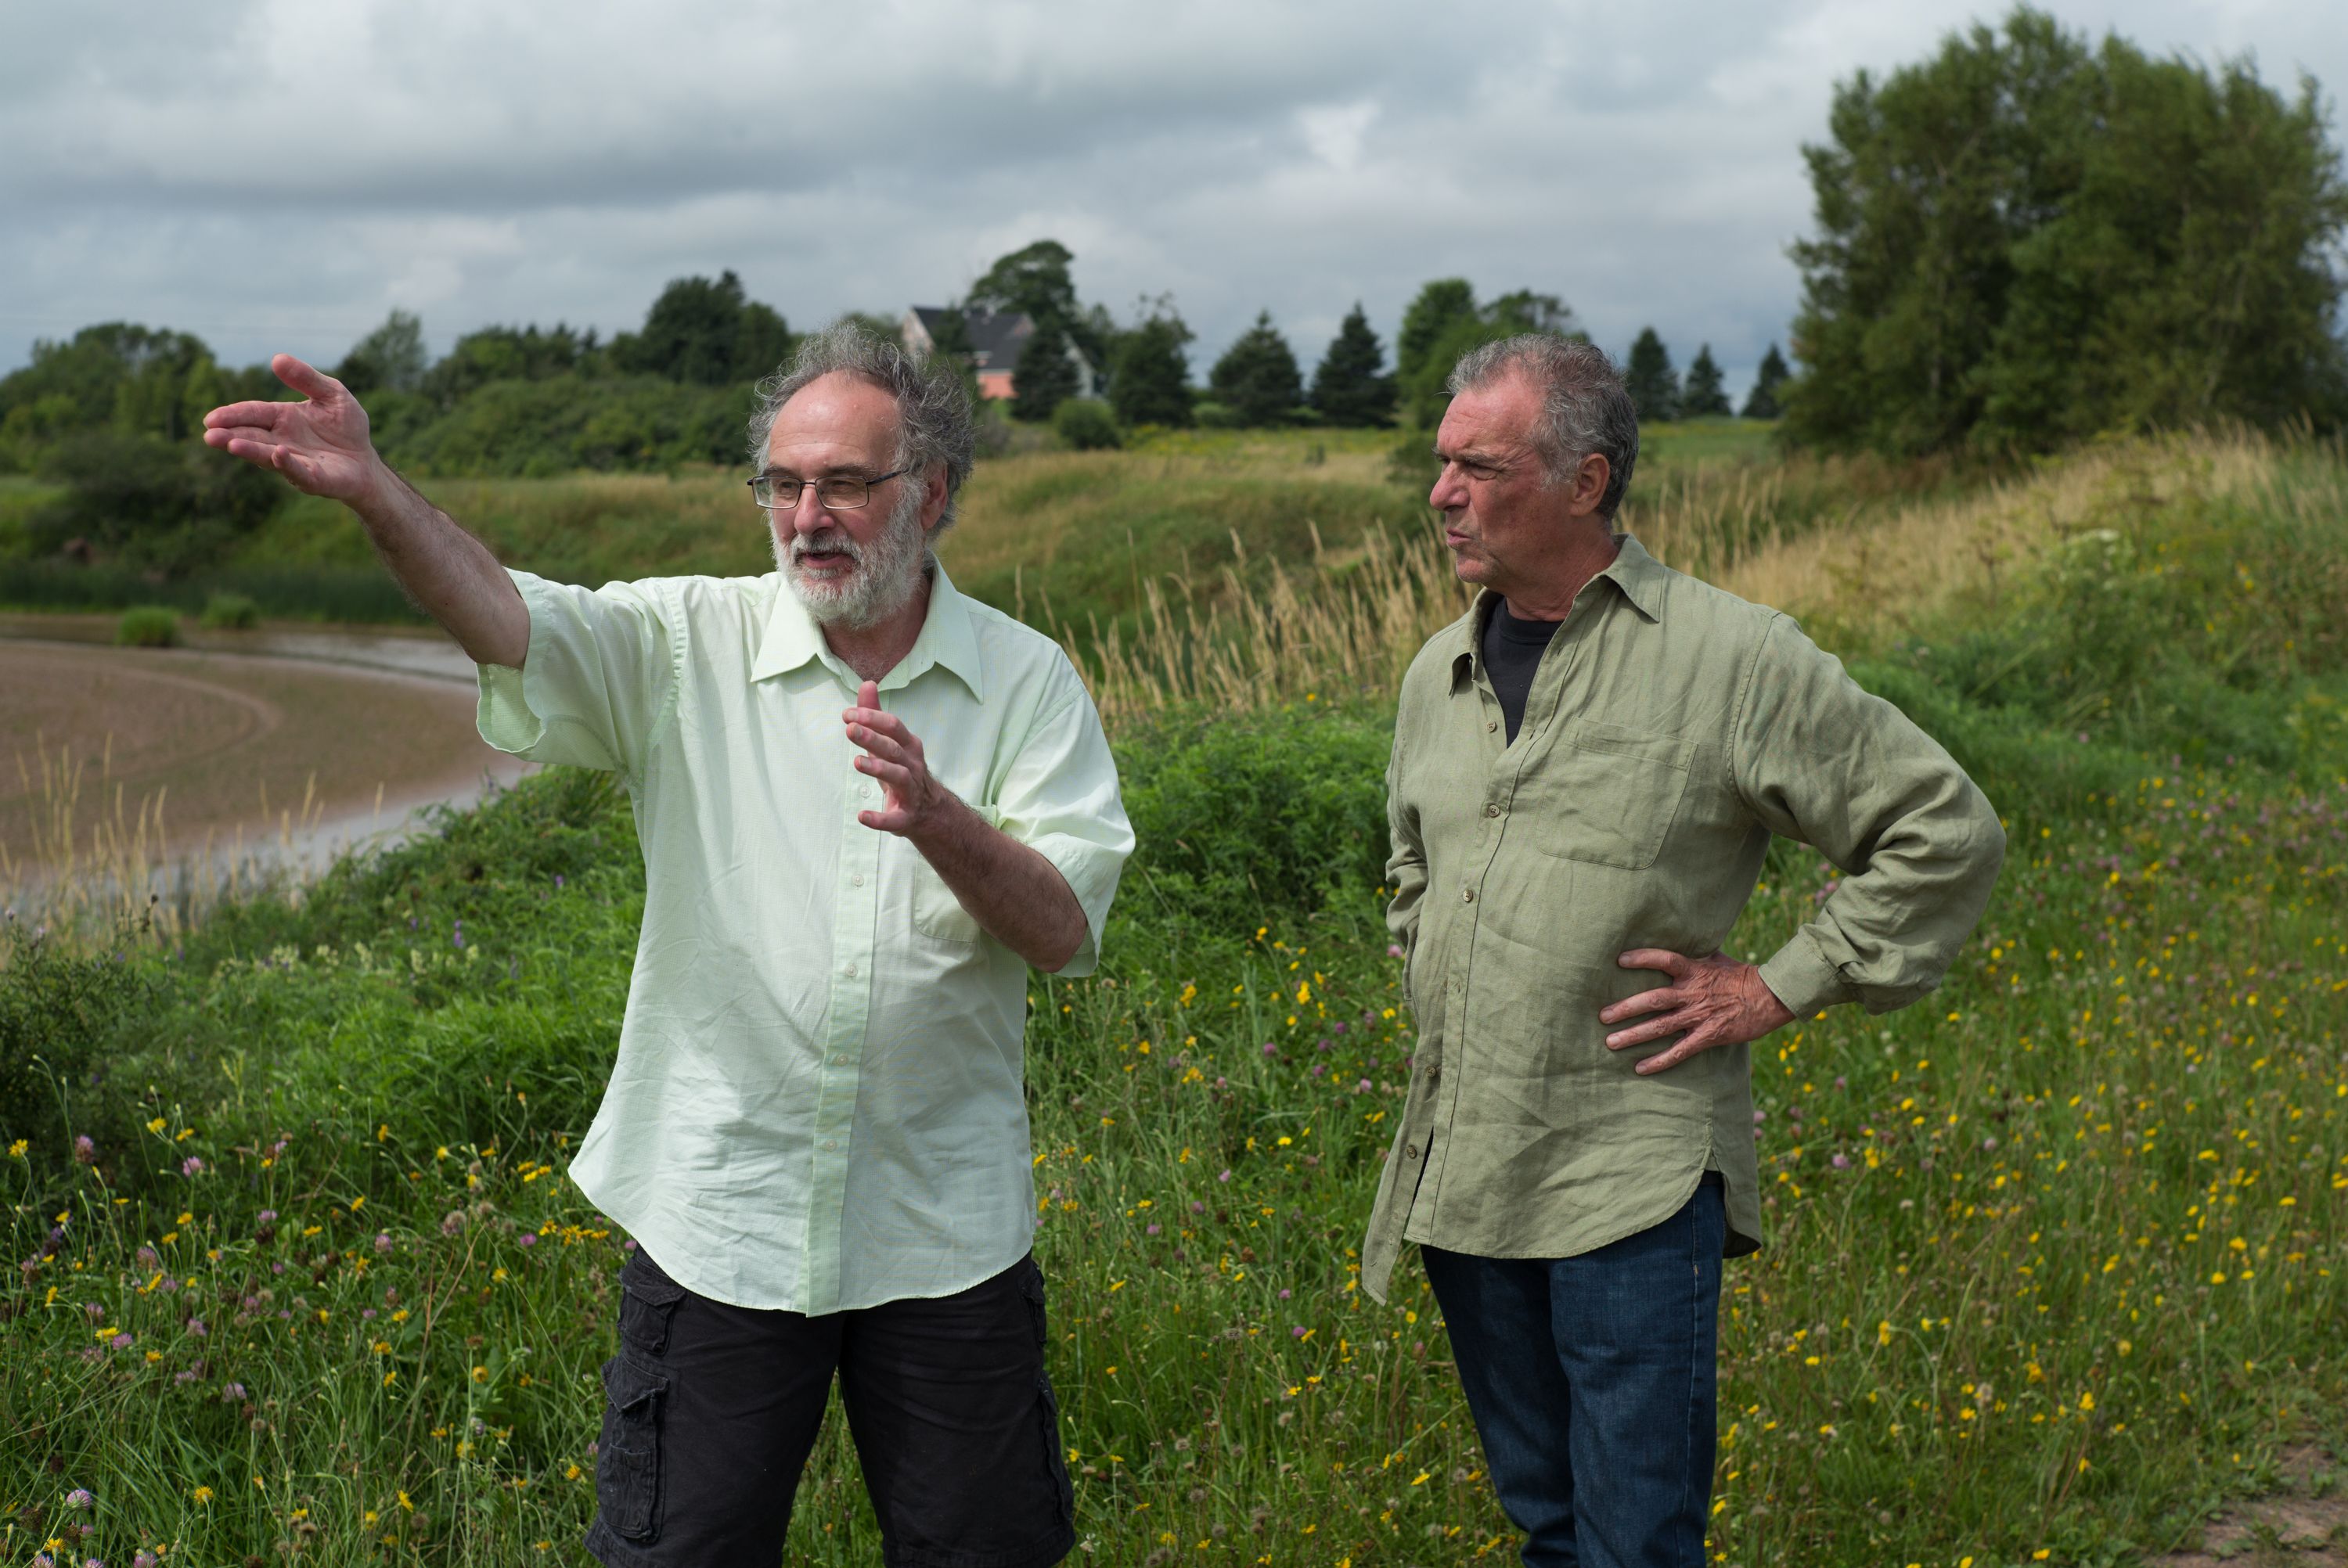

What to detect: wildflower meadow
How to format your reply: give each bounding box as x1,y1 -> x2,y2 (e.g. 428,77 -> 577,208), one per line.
4,432 -> 2345,1566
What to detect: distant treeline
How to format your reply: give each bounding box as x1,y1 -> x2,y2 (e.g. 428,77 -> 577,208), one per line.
2,4 -> 2339,587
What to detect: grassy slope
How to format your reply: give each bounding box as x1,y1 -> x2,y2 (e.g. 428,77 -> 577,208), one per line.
5,433 -> 2344,1566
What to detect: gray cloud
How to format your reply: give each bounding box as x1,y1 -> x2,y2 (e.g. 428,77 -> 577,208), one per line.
5,0 -> 2342,401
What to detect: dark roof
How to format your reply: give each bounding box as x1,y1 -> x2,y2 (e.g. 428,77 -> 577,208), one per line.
907,306 -> 1033,369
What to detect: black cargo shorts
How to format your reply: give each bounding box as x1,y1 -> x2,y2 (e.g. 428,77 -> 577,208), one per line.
583,1246 -> 1075,1568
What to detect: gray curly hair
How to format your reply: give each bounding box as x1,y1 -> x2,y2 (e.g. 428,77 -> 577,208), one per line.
747,320 -> 978,534
1447,334 -> 1640,520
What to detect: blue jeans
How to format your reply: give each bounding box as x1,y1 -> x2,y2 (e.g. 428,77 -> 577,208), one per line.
1422,1174 -> 1724,1568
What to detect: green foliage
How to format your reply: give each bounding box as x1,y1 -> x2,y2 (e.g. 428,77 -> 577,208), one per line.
1742,343 -> 1792,419
0,923 -> 178,1204
1786,6 -> 2348,454
610,271 -> 790,387
1308,303 -> 1395,428
1395,279 -> 1478,387
418,323 -> 592,407
1208,311 -> 1305,427
1108,308 -> 1194,429
1114,705 -> 1391,941
1012,316 -> 1080,423
198,590 -> 261,629
1681,343 -> 1732,418
1395,287 -> 1583,430
333,309 -> 427,398
27,430 -> 283,574
923,304 -> 985,408
113,604 -> 179,646
1052,398 -> 1122,451
376,375 -> 754,477
1625,327 -> 1680,422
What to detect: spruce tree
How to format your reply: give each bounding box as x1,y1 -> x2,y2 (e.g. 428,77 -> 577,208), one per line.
1309,304 -> 1395,426
1012,317 -> 1079,423
1624,328 -> 1680,422
1742,344 -> 1792,419
1110,311 -> 1194,428
1209,311 -> 1305,427
1681,344 -> 1732,417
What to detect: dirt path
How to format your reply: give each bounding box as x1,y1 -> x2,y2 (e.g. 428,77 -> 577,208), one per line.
0,635 -> 528,884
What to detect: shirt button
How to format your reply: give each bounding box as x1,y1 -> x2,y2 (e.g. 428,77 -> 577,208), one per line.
822,1139 -> 837,1151
1486,720 -> 1498,732
832,1054 -> 848,1066
1426,1064 -> 1442,1083
1460,888 -> 1475,903
851,873 -> 864,887
859,783 -> 873,800
1483,803 -> 1500,818
1406,1144 -> 1421,1160
844,962 -> 858,978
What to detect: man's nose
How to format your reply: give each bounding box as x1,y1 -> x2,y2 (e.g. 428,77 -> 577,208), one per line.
1428,463 -> 1464,512
787,490 -> 835,534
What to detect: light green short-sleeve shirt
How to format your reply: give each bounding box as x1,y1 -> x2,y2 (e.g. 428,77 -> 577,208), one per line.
477,563 -> 1133,1314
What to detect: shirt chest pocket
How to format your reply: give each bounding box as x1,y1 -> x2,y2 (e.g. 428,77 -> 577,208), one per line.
907,799 -> 1001,945
1517,721 -> 1695,872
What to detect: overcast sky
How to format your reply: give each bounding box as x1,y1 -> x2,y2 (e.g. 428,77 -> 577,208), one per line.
5,0 -> 2341,399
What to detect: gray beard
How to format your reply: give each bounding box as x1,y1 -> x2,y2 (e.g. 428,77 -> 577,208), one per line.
776,486 -> 930,628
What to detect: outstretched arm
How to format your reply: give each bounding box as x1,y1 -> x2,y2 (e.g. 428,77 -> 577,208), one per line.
203,354 -> 528,667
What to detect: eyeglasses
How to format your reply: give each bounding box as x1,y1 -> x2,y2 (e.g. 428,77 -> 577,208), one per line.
747,469 -> 909,511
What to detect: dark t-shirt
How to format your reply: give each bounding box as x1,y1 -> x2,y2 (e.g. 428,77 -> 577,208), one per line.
1480,597 -> 1563,743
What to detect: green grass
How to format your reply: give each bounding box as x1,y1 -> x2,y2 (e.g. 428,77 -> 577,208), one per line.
4,436 -> 2344,1566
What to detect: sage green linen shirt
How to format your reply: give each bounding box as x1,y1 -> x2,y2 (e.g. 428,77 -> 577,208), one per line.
475,564 -> 1132,1314
1361,535 -> 2002,1302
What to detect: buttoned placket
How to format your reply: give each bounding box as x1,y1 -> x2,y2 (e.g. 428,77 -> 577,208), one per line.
802,673 -> 884,1316
1403,613 -> 1586,1240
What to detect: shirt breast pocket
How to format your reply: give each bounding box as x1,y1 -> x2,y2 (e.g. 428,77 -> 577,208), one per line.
907,799 -> 1000,946
1522,722 -> 1695,872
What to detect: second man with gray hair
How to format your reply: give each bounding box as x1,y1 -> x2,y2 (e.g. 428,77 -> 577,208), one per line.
1363,336 -> 2001,1566
204,324 -> 1133,1567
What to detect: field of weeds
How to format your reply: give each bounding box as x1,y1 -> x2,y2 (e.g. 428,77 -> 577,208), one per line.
2,430 -> 2343,1566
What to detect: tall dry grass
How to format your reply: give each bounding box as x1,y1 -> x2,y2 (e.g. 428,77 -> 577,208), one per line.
1071,428 -> 2321,719
1,736 -> 330,958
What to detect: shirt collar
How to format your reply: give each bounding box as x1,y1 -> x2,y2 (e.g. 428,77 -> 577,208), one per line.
751,559 -> 987,701
1447,531 -> 1667,684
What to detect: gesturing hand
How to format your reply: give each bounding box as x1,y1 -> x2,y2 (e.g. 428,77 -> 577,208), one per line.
201,354 -> 384,505
1601,949 -> 1795,1076
844,680 -> 947,836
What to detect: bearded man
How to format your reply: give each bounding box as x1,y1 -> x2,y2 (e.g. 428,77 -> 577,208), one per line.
204,324 -> 1132,1568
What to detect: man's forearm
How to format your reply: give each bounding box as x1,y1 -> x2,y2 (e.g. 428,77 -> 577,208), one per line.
353,464 -> 530,668
909,794 -> 1088,971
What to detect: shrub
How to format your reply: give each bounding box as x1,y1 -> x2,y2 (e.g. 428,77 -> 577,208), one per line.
113,605 -> 178,646
1193,401 -> 1239,430
1052,398 -> 1122,451
198,590 -> 261,629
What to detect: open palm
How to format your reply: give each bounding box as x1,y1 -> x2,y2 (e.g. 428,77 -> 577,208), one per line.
201,354 -> 382,504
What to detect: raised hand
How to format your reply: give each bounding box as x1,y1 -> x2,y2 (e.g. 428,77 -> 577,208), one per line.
1601,948 -> 1795,1075
201,354 -> 385,505
844,680 -> 945,836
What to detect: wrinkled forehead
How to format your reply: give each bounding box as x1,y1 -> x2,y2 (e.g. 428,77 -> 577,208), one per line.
765,372 -> 903,469
1434,372 -> 1545,462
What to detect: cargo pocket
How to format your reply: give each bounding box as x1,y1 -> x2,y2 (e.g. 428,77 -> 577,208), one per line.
596,1354 -> 668,1543
618,1254 -> 686,1355
1020,1261 -> 1076,1526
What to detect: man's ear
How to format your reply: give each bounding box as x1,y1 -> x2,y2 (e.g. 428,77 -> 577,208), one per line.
1571,452 -> 1612,520
920,462 -> 951,530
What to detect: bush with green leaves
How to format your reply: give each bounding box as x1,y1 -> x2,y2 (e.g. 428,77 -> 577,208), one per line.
198,591 -> 261,629
113,605 -> 178,646
1051,398 -> 1122,451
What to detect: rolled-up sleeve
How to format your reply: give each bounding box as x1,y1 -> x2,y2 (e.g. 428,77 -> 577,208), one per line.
1734,614 -> 2005,1016
476,570 -> 679,775
992,668 -> 1133,977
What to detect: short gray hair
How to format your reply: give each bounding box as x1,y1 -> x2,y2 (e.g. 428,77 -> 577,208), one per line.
747,320 -> 978,534
1448,334 -> 1639,520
